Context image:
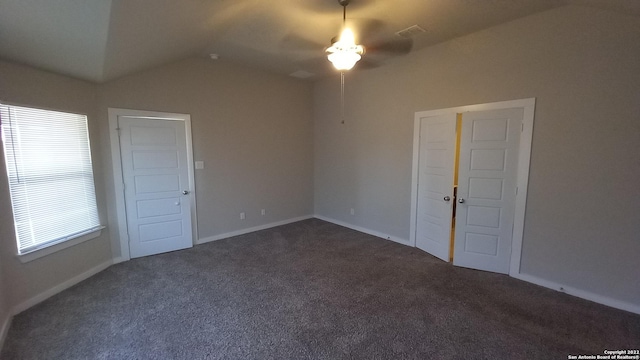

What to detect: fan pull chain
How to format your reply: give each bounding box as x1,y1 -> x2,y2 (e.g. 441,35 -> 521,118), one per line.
340,71 -> 345,124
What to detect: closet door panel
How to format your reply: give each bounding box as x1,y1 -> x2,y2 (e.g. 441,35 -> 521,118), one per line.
415,114 -> 456,261
453,108 -> 523,274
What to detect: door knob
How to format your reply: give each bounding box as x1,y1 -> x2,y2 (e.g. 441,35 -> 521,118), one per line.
182,190 -> 190,195
443,196 -> 451,202
458,198 -> 465,204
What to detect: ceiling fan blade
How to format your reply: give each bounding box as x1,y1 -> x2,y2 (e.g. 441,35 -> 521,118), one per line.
353,58 -> 380,70
292,56 -> 338,77
366,37 -> 413,55
345,18 -> 385,43
280,33 -> 326,51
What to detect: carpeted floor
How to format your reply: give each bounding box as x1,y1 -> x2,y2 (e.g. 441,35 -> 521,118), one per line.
2,219 -> 639,359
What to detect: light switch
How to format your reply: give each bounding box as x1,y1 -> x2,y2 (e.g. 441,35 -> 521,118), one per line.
195,161 -> 204,169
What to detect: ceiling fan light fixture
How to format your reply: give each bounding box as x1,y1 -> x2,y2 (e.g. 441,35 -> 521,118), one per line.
327,50 -> 361,71
326,28 -> 364,71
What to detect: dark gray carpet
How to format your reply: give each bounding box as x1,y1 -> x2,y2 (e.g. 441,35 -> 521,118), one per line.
2,219 -> 639,359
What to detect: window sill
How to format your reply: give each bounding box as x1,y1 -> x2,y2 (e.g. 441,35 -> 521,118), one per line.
17,226 -> 106,263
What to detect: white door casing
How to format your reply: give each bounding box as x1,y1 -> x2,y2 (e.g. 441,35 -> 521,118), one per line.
108,108 -> 197,261
415,113 -> 457,261
453,108 -> 523,274
410,98 -> 535,276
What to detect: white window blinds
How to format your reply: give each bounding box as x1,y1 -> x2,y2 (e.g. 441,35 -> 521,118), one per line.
0,104 -> 101,254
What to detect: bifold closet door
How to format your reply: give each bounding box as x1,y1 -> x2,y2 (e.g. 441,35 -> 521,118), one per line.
453,108 -> 523,274
415,113 -> 457,261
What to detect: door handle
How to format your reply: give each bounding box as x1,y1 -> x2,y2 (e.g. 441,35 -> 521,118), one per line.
458,198 -> 465,204
182,190 -> 190,195
443,196 -> 451,202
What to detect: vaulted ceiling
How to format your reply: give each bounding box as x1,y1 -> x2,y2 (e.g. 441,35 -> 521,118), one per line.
1,0 -> 638,83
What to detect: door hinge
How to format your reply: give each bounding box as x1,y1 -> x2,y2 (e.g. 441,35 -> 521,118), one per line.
515,186 -> 519,195
116,127 -> 121,136
521,123 -> 524,132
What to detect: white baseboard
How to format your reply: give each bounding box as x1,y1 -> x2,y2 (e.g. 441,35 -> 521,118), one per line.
111,256 -> 127,264
313,215 -> 411,246
196,215 -> 314,245
315,215 -> 639,315
11,259 -> 114,316
512,272 -> 640,315
0,311 -> 11,352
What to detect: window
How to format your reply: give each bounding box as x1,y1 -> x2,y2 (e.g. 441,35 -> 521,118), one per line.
0,103 -> 102,255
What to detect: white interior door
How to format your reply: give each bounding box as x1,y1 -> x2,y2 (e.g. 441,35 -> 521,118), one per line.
415,113 -> 457,261
118,116 -> 193,258
453,108 -> 523,273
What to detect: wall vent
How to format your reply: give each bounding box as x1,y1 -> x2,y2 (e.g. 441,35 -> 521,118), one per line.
396,25 -> 426,38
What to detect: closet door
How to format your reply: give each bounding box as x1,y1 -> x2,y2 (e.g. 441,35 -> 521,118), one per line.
415,114 -> 457,261
453,108 -> 523,274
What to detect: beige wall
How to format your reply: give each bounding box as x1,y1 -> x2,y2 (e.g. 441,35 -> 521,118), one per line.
0,56 -> 314,312
314,5 -> 640,305
0,61 -> 113,310
97,57 -> 314,256
0,55 -> 313,313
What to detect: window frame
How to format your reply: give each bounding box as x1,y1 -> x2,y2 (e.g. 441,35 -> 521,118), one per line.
0,102 -> 104,262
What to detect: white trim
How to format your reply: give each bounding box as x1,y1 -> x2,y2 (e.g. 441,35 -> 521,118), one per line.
410,98 -> 536,276
11,259 -> 113,316
108,108 -> 198,262
512,272 -> 640,315
0,312 -> 11,352
108,109 -> 130,261
314,215 -> 639,315
409,117 -> 421,247
510,101 -> 536,276
313,215 -> 411,246
112,256 -> 127,265
197,215 -> 314,244
0,100 -> 89,117
17,227 -> 105,263
413,98 -> 535,117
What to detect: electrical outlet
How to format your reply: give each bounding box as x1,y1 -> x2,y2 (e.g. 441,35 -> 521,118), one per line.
350,208 -> 355,215
240,212 -> 245,220
261,209 -> 265,216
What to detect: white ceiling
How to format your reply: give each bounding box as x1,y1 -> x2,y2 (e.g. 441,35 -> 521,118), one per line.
1,0 -> 638,83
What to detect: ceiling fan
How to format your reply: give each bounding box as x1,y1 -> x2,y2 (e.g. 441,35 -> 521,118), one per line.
325,0 -> 364,70
280,0 -> 414,123
319,0 -> 415,123
325,0 -> 413,71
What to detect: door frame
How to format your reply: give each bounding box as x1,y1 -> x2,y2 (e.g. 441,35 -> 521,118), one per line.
108,108 -> 198,262
410,98 -> 535,276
